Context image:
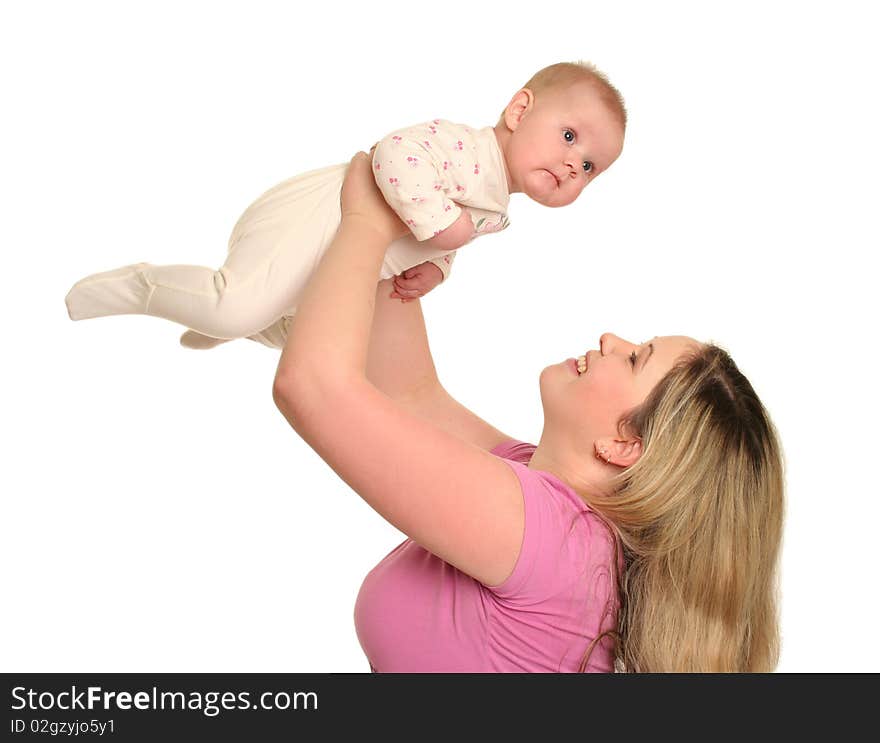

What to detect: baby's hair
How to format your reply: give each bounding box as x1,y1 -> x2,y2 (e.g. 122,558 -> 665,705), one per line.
501,60 -> 627,130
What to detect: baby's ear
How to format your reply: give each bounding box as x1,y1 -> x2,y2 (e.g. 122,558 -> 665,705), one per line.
503,88 -> 534,131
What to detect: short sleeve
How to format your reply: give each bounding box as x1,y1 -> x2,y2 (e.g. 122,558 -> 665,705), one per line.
490,439 -> 536,464
486,459 -> 616,608
372,134 -> 462,241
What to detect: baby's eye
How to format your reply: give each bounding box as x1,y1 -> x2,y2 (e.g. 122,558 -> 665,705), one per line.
563,129 -> 575,143
583,161 -> 593,174
629,351 -> 637,367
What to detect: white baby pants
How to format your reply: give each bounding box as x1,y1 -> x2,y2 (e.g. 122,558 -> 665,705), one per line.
65,163 -> 454,343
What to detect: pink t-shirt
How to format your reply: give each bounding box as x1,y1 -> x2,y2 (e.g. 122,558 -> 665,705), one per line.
353,440 -> 622,672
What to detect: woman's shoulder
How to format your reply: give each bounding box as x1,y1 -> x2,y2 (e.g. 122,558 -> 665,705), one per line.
490,439 -> 592,514
487,440 -> 619,599
490,440 -> 599,515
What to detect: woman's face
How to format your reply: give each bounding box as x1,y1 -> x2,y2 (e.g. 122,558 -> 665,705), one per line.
539,333 -> 701,447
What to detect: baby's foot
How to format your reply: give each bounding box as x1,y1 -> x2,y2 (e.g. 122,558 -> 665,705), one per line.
65,263 -> 152,320
179,330 -> 230,350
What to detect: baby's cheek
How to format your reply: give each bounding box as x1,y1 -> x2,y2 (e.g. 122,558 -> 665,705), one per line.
522,171 -> 552,199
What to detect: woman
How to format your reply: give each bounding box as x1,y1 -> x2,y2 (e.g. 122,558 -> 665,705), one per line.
272,152 -> 785,672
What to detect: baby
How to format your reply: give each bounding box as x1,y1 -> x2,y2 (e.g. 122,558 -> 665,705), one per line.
65,61 -> 626,350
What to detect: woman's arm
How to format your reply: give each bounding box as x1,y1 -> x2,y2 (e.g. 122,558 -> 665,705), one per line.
273,153 -> 523,588
367,278 -> 513,452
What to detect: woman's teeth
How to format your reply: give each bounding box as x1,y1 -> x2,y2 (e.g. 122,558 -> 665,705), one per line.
576,355 -> 587,375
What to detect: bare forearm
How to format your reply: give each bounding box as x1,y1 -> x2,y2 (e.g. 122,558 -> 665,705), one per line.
366,280 -> 510,451
405,387 -> 512,451
366,280 -> 442,402
277,217 -> 388,387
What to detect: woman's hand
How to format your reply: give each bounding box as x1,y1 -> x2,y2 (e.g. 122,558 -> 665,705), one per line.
341,151 -> 409,243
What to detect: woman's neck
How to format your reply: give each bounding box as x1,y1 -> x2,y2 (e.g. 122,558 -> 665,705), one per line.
528,439 -> 611,505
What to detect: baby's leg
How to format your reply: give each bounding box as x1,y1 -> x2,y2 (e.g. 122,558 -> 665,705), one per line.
65,163 -> 346,340
179,315 -> 291,350
179,329 -> 231,350
65,231 -> 299,339
247,315 -> 291,349
179,314 -> 291,351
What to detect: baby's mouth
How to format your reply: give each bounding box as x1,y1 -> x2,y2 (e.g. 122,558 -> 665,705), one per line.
546,170 -> 561,186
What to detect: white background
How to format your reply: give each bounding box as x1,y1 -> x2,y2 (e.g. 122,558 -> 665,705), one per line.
2,1 -> 877,672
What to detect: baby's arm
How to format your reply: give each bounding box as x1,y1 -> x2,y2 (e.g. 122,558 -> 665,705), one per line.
420,210 -> 474,252
390,251 -> 457,301
371,137 -> 474,250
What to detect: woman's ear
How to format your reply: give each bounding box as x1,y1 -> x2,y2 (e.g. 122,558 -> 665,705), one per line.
595,436 -> 642,468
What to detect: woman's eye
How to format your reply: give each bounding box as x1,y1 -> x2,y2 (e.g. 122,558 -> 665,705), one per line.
563,129 -> 575,143
583,161 -> 593,173
629,351 -> 637,367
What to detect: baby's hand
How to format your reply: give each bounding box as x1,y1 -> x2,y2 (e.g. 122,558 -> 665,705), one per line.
390,261 -> 444,302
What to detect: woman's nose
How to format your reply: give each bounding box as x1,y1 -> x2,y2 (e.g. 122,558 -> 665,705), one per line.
600,333 -> 632,356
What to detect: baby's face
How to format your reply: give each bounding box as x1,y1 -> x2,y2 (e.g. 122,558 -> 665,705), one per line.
504,82 -> 624,207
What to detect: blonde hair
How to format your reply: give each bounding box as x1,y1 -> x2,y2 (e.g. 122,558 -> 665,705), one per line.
581,344 -> 785,672
500,60 -> 627,129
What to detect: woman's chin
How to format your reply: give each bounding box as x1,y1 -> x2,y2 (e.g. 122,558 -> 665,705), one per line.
538,360 -> 571,390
